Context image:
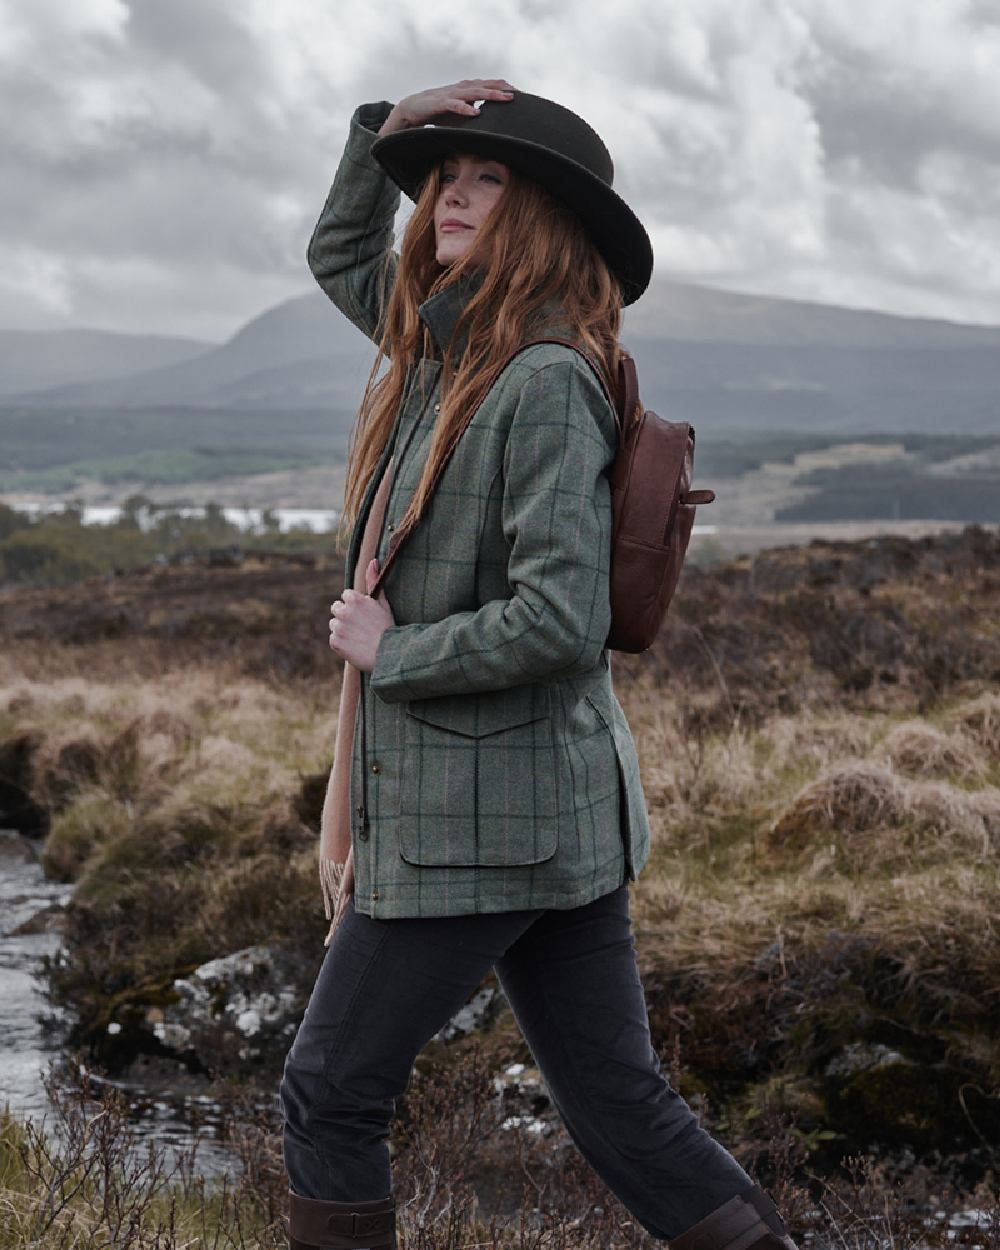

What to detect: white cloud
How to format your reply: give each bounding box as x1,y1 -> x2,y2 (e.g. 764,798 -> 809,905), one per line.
3,0 -> 1000,337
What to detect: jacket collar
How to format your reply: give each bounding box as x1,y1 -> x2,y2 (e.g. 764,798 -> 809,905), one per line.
418,271 -> 575,360
417,270 -> 484,359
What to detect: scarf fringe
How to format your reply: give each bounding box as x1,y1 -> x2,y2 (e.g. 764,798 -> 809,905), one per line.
320,856 -> 349,948
320,856 -> 347,920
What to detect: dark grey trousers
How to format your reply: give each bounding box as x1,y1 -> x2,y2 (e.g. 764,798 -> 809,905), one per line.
279,885 -> 756,1242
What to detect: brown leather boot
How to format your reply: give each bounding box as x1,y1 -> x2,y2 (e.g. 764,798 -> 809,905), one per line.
670,1188 -> 798,1250
287,1190 -> 396,1250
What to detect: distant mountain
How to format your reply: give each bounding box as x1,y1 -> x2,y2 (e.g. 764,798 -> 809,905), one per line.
626,280 -> 1000,349
0,328 -> 214,396
17,295 -> 374,410
7,280 -> 1000,435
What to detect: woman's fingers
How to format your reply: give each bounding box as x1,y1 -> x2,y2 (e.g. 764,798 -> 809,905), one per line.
456,78 -> 517,91
389,80 -> 516,131
446,83 -> 516,107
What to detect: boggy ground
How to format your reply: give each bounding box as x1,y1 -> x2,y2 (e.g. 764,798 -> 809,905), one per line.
1,525 -> 999,1232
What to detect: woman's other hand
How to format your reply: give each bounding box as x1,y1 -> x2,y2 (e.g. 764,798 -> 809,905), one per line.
328,559 -> 396,672
378,79 -> 516,137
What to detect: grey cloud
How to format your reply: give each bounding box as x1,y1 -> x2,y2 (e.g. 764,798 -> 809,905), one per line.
807,44 -> 1000,194
3,0 -> 1000,338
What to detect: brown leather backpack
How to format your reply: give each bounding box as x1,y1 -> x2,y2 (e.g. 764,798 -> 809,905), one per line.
371,339 -> 715,654
573,342 -> 715,652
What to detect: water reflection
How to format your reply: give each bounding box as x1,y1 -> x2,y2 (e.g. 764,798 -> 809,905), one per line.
0,836 -> 251,1177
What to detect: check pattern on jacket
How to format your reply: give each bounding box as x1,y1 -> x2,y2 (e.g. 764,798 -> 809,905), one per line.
308,101 -> 652,918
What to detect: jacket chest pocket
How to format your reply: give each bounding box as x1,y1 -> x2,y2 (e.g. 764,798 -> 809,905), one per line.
398,684 -> 559,868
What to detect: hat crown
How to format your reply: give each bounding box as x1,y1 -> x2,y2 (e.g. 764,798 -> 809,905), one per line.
426,91 -> 615,187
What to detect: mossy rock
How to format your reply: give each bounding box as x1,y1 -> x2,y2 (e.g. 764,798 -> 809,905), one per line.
824,1055 -> 1000,1150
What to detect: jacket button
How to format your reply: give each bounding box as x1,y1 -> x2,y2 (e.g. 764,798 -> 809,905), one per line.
387,521 -> 395,532
370,760 -> 381,774
371,888 -> 380,902
358,828 -> 369,841
433,402 -> 440,413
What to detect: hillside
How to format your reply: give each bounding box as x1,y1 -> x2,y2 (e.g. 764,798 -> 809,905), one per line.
0,327 -> 213,396
6,280 -> 1000,435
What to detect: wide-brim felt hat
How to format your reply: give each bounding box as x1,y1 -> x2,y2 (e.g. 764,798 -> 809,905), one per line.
371,91 -> 653,305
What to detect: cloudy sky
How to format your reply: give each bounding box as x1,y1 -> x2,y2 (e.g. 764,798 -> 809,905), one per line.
4,0 -> 1000,342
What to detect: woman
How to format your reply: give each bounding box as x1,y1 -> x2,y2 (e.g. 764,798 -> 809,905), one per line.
280,80 -> 796,1250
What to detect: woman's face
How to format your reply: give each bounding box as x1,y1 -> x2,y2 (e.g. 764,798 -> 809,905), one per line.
433,153 -> 508,267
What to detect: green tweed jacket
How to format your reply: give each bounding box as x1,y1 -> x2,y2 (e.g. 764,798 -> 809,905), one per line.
307,101 -> 651,918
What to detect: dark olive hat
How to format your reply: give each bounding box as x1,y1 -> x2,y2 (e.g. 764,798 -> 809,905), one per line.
371,91 -> 654,305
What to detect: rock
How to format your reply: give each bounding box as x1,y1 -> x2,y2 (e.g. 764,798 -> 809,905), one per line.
435,986 -> 499,1043
139,947 -> 512,1077
10,902 -> 66,935
148,944 -> 303,1073
0,829 -> 39,863
823,1043 -> 1000,1151
492,1062 -> 554,1136
824,1041 -> 906,1078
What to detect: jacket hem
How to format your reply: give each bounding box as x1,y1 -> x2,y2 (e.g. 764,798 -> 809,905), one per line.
352,858 -> 633,920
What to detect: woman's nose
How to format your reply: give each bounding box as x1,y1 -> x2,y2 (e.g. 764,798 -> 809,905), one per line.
445,176 -> 470,204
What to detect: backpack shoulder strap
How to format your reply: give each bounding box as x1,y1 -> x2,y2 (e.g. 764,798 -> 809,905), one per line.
521,336 -> 641,443
369,338 -> 636,598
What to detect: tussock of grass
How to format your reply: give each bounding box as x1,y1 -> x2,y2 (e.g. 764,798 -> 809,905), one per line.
769,760 -> 999,861
950,691 -> 1000,759
880,720 -> 989,781
42,790 -> 133,881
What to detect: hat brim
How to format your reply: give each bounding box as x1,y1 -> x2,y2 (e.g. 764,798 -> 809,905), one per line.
371,126 -> 653,306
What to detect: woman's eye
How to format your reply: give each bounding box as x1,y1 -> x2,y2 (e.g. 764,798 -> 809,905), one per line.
481,173 -> 503,184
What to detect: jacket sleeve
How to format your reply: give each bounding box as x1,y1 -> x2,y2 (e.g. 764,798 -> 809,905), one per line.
369,356 -> 616,702
306,101 -> 400,345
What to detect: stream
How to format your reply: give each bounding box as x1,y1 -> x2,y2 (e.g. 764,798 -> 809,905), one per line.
0,830 -> 71,1117
0,829 -> 239,1175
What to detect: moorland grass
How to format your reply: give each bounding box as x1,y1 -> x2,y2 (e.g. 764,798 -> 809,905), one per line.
1,532 -> 999,1216
3,655 -> 999,1126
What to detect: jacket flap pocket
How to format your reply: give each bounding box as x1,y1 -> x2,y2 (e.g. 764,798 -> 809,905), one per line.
406,683 -> 549,738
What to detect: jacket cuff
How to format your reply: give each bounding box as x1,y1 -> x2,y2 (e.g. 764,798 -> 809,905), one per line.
346,101 -> 395,167
370,623 -> 419,703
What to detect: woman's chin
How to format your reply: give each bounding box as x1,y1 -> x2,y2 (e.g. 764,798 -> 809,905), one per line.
435,241 -> 473,267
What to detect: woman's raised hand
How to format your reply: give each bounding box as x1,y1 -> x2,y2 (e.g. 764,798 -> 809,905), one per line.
378,79 -> 516,137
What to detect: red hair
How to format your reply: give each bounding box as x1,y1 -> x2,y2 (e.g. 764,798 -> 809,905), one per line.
340,162 -> 621,537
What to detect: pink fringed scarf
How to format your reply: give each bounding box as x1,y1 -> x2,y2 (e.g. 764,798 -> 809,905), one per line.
319,455 -> 394,943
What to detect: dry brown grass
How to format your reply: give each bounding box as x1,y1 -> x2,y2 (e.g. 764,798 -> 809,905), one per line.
879,720 -> 990,781
3,530 -> 999,1175
949,691 -> 1000,760
1,664 -> 340,816
769,761 -> 1000,863
769,762 -> 909,848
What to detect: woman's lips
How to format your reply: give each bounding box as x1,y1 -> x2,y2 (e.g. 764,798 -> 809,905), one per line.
439,220 -> 473,231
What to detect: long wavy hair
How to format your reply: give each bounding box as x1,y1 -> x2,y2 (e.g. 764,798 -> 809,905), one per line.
339,159 -> 622,542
